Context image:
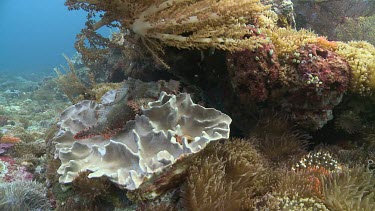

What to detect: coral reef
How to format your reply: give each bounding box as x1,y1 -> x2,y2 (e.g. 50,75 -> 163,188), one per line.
73,79 -> 179,140
264,27 -> 319,58
91,82 -> 124,102
0,156 -> 33,182
11,141 -> 46,158
1,0 -> 374,210
53,88 -> 231,190
0,115 -> 10,127
32,76 -> 65,103
0,143 -> 13,155
227,27 -> 353,129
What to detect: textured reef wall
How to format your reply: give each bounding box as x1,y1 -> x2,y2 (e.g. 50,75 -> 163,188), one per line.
40,0 -> 375,210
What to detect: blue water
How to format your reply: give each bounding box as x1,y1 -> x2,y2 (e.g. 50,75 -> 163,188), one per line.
0,0 -> 87,75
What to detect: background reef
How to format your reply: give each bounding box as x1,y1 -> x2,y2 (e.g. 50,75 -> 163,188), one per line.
1,0 -> 375,210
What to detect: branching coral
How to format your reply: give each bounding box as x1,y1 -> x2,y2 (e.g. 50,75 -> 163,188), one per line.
263,27 -> 319,58
65,0 -> 273,65
335,41 -> 375,95
54,54 -> 95,103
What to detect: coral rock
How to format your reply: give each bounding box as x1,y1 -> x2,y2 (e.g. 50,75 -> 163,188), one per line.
281,44 -> 350,129
227,26 -> 281,103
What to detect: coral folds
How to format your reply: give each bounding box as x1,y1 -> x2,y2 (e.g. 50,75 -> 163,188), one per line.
53,88 -> 231,190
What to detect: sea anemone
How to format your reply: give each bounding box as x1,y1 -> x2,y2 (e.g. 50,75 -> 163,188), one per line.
334,110 -> 362,134
0,181 -> 50,210
72,171 -> 112,201
320,166 -> 375,210
292,151 -> 340,172
248,112 -> 310,165
275,195 -> 329,211
182,138 -> 272,210
272,169 -> 321,199
364,132 -> 375,150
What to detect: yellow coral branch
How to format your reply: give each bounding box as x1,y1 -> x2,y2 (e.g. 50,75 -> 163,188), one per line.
69,0 -> 271,51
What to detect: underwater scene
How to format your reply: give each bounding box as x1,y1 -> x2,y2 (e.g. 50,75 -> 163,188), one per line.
1,0 -> 375,210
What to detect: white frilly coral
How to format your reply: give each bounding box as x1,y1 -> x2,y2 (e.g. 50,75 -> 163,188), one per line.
53,91 -> 231,190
